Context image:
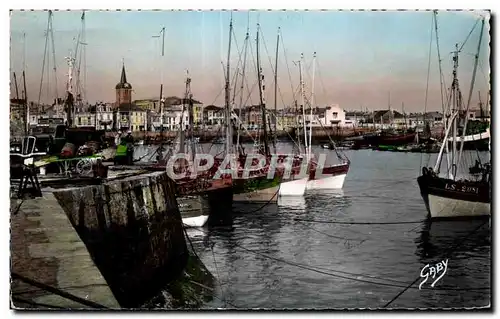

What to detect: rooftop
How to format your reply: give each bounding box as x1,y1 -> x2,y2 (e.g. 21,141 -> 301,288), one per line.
164,96 -> 202,106
117,103 -> 144,112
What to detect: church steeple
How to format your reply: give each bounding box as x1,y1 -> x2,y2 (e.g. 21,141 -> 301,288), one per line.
115,61 -> 132,107
120,63 -> 127,84
115,62 -> 132,90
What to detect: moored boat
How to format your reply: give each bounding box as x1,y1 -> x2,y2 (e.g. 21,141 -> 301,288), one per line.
417,167 -> 490,218
417,14 -> 490,219
177,195 -> 209,228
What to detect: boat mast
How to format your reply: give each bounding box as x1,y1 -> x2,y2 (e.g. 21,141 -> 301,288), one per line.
65,55 -> 75,127
152,27 -> 166,135
402,102 -> 407,131
178,73 -> 191,155
299,54 -> 307,155
388,91 -> 393,129
273,27 -> 280,149
23,71 -> 29,135
457,16 -> 485,169
428,11 -> 452,174
450,44 -> 459,179
37,11 -> 51,113
478,91 -> 484,119
13,72 -> 19,100
224,14 -> 234,155
186,73 -> 195,161
256,24 -> 270,156
82,11 -> 86,107
308,52 -> 316,159
50,11 -> 58,105
295,100 -> 302,153
236,18 -> 249,154
19,31 -> 29,134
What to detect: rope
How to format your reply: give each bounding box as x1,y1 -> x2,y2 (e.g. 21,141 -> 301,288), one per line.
458,18 -> 480,52
197,226 -> 489,294
210,243 -> 227,307
382,218 -> 490,307
11,272 -> 108,309
293,218 -> 426,225
11,199 -> 24,215
11,296 -> 66,309
182,225 -> 239,308
420,13 -> 434,177
231,241 -> 489,293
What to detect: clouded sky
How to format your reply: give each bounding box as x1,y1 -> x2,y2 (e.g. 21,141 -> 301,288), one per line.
10,10 -> 490,112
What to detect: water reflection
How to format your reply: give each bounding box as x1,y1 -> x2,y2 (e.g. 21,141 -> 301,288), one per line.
278,196 -> 306,210
415,218 -> 491,261
304,189 -> 353,219
307,188 -> 345,198
413,218 -> 491,307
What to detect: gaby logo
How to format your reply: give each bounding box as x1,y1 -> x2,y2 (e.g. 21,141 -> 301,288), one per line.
419,259 -> 449,290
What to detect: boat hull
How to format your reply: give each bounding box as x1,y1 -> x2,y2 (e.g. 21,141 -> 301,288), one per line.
182,215 -> 209,228
232,173 -> 281,203
364,132 -> 417,147
177,196 -> 210,227
427,194 -> 490,218
279,177 -> 308,196
233,184 -> 280,203
417,172 -> 491,218
307,163 -> 349,190
306,173 -> 347,190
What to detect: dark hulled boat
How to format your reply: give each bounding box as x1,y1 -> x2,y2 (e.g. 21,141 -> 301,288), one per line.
363,131 -> 417,147
416,16 -> 490,219
417,166 -> 491,218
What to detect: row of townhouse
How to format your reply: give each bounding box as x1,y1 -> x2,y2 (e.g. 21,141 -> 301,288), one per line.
24,98 -> 488,133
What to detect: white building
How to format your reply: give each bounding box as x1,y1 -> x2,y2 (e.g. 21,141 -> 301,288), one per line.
95,103 -> 114,130
163,105 -> 190,131
203,105 -> 224,127
299,104 -> 349,127
73,103 -> 115,130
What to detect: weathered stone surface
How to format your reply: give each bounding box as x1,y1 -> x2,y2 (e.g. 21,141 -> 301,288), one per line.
53,171 -> 188,308
10,194 -> 119,309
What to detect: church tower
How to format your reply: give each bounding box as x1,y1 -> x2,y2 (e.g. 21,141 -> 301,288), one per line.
115,63 -> 132,107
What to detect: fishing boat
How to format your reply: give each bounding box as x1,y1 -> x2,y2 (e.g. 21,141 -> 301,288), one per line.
299,53 -> 350,190
272,32 -> 309,197
231,19 -> 283,203
364,131 -> 418,147
417,13 -> 490,219
172,74 -> 234,223
140,27 -> 234,225
214,18 -> 285,204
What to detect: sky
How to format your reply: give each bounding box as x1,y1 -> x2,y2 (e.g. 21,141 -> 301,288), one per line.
9,10 -> 491,112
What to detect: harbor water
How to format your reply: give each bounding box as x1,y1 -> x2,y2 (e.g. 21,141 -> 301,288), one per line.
137,145 -> 491,309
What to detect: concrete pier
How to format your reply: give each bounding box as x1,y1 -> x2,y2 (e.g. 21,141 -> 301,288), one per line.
52,171 -> 188,308
10,194 -> 119,309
